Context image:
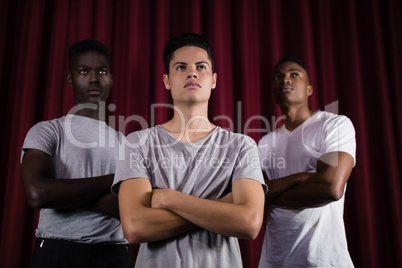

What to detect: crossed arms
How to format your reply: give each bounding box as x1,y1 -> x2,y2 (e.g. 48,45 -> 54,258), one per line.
20,149 -> 119,217
265,151 -> 354,208
118,177 -> 265,244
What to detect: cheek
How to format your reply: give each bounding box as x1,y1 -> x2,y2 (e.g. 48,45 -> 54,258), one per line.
102,78 -> 113,87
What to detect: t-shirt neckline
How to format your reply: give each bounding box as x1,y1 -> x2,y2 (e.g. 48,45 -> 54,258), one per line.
156,125 -> 220,145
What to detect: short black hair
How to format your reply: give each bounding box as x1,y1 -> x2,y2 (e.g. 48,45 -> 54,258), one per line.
162,33 -> 215,74
274,57 -> 310,82
68,39 -> 110,72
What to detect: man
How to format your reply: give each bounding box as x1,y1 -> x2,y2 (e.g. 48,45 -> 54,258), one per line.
112,33 -> 266,267
20,39 -> 133,267
258,57 -> 356,267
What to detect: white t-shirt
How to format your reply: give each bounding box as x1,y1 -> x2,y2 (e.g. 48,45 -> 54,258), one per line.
258,111 -> 356,267
21,115 -> 127,244
113,125 -> 267,268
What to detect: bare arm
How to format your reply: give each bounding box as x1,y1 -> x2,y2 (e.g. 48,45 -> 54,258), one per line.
83,193 -> 120,218
152,178 -> 265,240
272,152 -> 354,208
264,171 -> 312,204
118,178 -> 198,244
20,149 -> 117,214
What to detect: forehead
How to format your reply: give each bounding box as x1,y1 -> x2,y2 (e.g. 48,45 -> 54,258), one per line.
71,50 -> 110,67
170,46 -> 210,64
274,61 -> 307,74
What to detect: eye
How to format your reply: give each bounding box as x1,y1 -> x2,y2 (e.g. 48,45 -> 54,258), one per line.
98,69 -> 107,75
79,69 -> 88,75
291,73 -> 300,78
176,65 -> 186,71
197,65 -> 207,70
273,75 -> 280,81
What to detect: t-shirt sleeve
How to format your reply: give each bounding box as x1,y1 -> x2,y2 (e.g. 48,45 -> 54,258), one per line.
21,122 -> 56,163
232,136 -> 268,193
257,133 -> 272,177
321,115 -> 356,166
112,131 -> 151,195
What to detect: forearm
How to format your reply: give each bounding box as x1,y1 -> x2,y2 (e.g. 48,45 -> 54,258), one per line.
154,181 -> 265,240
273,175 -> 340,208
164,194 -> 255,239
126,192 -> 234,242
121,204 -> 197,244
26,174 -> 114,209
118,178 -> 197,244
266,172 -> 312,203
272,152 -> 354,209
83,192 -> 120,218
21,149 -> 115,209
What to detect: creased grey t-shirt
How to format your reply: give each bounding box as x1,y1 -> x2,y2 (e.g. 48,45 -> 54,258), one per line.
113,125 -> 266,268
21,114 -> 127,244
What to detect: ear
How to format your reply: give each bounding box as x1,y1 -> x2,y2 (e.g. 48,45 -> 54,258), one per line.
307,85 -> 313,96
66,74 -> 73,88
211,73 -> 217,89
163,74 -> 170,90
110,74 -> 114,87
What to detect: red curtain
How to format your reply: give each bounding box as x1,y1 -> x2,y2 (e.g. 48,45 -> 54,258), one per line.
1,0 -> 401,267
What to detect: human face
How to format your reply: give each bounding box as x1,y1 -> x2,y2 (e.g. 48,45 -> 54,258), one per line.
271,61 -> 312,107
163,46 -> 217,105
66,51 -> 113,105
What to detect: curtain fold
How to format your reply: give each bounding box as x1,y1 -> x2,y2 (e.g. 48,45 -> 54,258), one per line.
1,0 -> 401,267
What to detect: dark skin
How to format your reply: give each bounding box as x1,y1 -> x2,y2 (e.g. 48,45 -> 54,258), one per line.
265,61 -> 354,208
20,50 -> 119,217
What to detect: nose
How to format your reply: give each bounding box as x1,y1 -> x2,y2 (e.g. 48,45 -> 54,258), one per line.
187,72 -> 197,79
281,76 -> 291,84
89,70 -> 99,83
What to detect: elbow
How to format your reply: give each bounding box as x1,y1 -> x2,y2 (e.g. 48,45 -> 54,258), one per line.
125,233 -> 145,245
122,221 -> 150,244
329,188 -> 345,201
239,212 -> 264,240
325,183 -> 346,202
122,226 -> 142,244
27,200 -> 41,210
21,175 -> 50,209
25,188 -> 48,209
125,234 -> 141,245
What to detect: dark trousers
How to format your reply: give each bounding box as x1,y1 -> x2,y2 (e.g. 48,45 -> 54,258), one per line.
28,238 -> 134,268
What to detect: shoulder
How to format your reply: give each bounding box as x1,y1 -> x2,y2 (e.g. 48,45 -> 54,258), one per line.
31,115 -> 105,132
123,126 -> 159,147
318,111 -> 355,132
22,117 -> 65,157
26,116 -> 65,136
258,133 -> 270,147
316,111 -> 351,123
214,127 -> 258,148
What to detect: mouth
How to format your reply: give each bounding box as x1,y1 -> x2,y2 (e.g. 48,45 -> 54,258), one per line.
278,85 -> 293,93
87,87 -> 103,96
184,82 -> 201,89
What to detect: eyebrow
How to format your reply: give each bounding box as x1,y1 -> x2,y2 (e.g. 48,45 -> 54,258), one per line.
172,61 -> 210,66
273,68 -> 303,75
288,68 -> 303,72
76,64 -> 109,69
195,61 -> 210,66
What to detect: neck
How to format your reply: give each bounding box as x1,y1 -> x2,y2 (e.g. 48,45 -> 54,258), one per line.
161,102 -> 215,142
168,105 -> 212,130
70,102 -> 105,122
281,105 -> 314,131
